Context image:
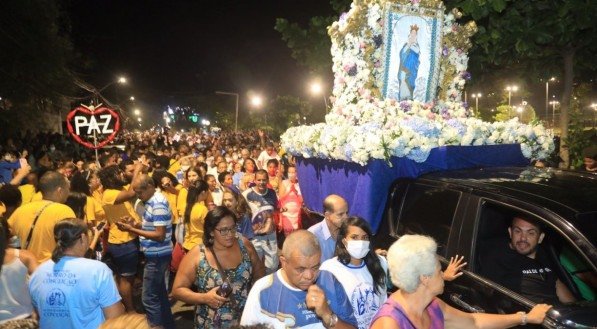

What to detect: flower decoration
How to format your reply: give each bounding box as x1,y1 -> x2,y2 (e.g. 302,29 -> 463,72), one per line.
281,0 -> 554,166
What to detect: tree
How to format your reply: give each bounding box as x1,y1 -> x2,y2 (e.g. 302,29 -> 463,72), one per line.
0,0 -> 78,130
248,95 -> 313,137
275,0 -> 349,75
453,0 -> 597,166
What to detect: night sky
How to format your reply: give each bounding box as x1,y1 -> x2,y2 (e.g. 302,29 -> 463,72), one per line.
67,0 -> 336,114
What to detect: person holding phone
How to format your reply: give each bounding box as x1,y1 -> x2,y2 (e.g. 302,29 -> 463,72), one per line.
172,206 -> 264,328
116,174 -> 175,329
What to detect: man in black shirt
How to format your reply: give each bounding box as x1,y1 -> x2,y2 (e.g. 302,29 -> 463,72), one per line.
480,216 -> 576,304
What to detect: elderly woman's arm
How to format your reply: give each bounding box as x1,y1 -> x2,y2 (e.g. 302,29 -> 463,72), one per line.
171,246 -> 228,308
440,299 -> 551,329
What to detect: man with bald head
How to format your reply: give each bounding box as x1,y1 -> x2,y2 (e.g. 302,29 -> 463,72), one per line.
116,174 -> 174,328
308,194 -> 349,262
241,230 -> 357,328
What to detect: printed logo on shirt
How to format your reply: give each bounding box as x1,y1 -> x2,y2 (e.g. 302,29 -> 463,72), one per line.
351,282 -> 380,328
46,289 -> 67,306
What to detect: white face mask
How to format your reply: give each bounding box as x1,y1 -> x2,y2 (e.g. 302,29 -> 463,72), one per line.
345,240 -> 370,259
287,173 -> 297,180
181,165 -> 190,172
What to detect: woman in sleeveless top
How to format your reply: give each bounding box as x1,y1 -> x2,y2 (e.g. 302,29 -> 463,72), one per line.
0,247 -> 37,324
370,235 -> 552,329
172,206 -> 265,328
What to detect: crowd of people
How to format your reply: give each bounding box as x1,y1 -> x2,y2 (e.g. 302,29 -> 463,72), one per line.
0,128 -> 559,328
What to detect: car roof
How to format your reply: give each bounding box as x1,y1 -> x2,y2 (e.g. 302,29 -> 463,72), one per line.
419,167 -> 597,241
420,167 -> 597,212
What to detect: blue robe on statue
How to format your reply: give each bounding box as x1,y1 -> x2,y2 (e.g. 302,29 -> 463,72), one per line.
397,42 -> 420,100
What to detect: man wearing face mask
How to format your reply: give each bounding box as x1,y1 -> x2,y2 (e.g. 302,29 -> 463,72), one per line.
309,194 -> 349,262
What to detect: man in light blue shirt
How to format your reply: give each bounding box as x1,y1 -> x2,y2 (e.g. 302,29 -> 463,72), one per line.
117,174 -> 174,329
308,194 -> 349,262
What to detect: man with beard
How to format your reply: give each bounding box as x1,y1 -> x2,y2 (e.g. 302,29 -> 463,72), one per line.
480,216 -> 576,304
98,163 -> 144,312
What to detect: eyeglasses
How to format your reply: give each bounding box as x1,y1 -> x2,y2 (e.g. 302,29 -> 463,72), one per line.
214,225 -> 237,236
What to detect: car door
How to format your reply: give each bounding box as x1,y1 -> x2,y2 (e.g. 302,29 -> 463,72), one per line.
444,196 -> 597,328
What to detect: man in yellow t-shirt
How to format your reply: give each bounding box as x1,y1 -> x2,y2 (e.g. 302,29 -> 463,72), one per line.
98,163 -> 143,312
8,171 -> 75,263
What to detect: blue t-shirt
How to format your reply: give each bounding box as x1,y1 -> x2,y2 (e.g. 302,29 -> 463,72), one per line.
0,160 -> 20,184
137,191 -> 173,257
243,188 -> 278,230
257,270 -> 357,327
29,257 -> 121,329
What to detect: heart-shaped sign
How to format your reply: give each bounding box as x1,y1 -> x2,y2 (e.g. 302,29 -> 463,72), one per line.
66,105 -> 121,149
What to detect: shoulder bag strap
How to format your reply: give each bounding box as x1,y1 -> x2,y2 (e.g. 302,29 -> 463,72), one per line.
209,246 -> 228,282
23,202 -> 54,250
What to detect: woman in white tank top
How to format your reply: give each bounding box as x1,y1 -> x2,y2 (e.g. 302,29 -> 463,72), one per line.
0,247 -> 38,324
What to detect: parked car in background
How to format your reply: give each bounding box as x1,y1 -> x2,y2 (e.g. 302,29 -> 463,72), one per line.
373,166 -> 597,328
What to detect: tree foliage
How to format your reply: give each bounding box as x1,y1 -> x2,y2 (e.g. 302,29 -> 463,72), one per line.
274,0 -> 350,75
248,95 -> 313,137
453,0 -> 597,165
0,0 -> 80,134
0,0 -> 77,105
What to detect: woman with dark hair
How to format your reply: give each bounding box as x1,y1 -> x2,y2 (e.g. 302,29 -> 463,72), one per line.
321,217 -> 466,328
28,219 -> 124,329
152,169 -> 182,230
176,164 -> 205,231
239,158 -> 257,192
320,216 -> 389,328
182,180 -> 210,252
0,185 -> 37,324
172,206 -> 265,328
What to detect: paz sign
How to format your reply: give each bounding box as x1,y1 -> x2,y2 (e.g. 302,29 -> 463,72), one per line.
66,104 -> 120,149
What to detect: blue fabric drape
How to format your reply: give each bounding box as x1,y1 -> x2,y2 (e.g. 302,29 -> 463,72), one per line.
295,144 -> 529,233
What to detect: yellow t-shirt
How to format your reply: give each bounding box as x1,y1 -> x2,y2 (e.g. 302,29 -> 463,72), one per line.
92,189 -> 103,204
102,189 -> 140,244
18,184 -> 36,205
8,201 -> 76,263
168,158 -> 181,176
177,187 -> 188,220
162,184 -> 182,225
85,196 -> 106,224
182,201 -> 207,251
31,191 -> 43,202
0,202 -> 5,218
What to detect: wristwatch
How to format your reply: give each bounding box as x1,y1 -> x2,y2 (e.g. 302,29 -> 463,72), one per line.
327,313 -> 338,328
517,311 -> 527,325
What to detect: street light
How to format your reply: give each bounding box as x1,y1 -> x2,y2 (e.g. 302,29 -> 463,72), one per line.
215,91 -> 239,132
544,77 -> 556,123
550,100 -> 560,127
134,109 -> 141,116
471,93 -> 482,115
250,95 -> 263,108
506,85 -> 518,118
129,96 -> 135,101
590,103 -> 597,129
309,81 -> 329,109
137,117 -> 142,122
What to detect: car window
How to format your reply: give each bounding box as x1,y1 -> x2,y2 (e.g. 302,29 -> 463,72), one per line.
475,201 -> 597,304
396,183 -> 460,255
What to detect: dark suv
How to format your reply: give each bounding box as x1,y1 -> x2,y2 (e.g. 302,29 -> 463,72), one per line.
373,166 -> 597,328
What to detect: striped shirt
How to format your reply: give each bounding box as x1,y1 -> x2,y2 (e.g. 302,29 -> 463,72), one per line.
136,191 -> 173,257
